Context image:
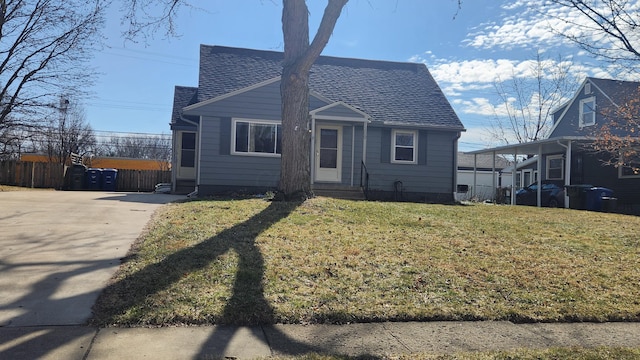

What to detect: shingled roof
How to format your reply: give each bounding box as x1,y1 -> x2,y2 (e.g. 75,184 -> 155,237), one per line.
191,45 -> 464,130
589,77 -> 640,106
171,86 -> 198,129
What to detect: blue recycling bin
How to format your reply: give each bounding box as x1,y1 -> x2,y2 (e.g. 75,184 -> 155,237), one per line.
585,187 -> 614,211
86,168 -> 103,190
102,168 -> 118,191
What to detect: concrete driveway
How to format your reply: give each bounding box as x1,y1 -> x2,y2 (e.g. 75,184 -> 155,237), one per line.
0,191 -> 183,327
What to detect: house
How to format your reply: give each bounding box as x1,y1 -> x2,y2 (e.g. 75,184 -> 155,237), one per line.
466,77 -> 640,213
456,152 -> 511,201
170,45 -> 465,202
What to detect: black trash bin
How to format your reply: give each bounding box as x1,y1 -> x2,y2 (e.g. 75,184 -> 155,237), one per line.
564,184 -> 592,210
585,187 -> 614,211
102,168 -> 118,191
601,196 -> 618,213
68,164 -> 87,190
86,168 -> 103,190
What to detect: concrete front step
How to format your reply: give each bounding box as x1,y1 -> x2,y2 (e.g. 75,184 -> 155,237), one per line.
175,180 -> 196,195
312,184 -> 366,200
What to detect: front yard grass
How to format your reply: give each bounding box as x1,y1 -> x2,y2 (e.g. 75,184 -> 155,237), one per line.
274,347 -> 640,359
92,197 -> 640,326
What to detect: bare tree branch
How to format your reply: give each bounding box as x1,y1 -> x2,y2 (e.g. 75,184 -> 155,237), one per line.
487,51 -> 578,148
0,0 -> 107,158
549,0 -> 640,62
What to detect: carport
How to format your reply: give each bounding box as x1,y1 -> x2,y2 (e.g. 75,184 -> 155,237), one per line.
465,136 -> 592,208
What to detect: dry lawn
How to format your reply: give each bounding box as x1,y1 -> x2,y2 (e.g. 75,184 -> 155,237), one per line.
92,197 -> 640,326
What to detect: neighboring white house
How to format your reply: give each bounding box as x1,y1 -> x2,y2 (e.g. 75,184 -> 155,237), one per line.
457,152 -> 512,201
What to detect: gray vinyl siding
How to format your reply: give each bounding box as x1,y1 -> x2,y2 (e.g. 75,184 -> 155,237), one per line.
189,82 -> 457,201
187,81 -> 282,120
198,116 -> 280,192
363,126 -> 455,195
186,81 -> 333,120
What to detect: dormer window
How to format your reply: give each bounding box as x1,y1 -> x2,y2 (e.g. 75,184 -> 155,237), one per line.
579,97 -> 596,127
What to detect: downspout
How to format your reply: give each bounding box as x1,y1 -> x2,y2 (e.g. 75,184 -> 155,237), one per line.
453,132 -> 461,202
362,117 -> 369,167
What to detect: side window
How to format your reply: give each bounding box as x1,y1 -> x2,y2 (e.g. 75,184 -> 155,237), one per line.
579,97 -> 596,127
180,132 -> 196,168
547,155 -> 564,180
391,129 -> 418,164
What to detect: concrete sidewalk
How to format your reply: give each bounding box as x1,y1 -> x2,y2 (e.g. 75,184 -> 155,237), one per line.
1,321 -> 639,359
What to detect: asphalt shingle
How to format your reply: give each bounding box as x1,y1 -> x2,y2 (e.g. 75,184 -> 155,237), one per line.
191,45 -> 464,130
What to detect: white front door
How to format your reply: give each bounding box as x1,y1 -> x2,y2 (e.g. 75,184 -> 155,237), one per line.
315,125 -> 342,182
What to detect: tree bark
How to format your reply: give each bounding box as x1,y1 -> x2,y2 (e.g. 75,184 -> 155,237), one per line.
279,0 -> 347,200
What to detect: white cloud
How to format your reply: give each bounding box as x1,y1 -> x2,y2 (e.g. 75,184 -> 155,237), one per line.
466,0 -> 640,58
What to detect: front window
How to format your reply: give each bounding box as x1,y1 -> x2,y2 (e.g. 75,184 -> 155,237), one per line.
392,129 -> 417,164
232,119 -> 282,156
579,97 -> 596,127
547,155 -> 564,180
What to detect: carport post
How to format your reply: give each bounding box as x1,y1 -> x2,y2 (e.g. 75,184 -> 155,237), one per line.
473,154 -> 478,198
492,151 -> 496,201
511,148 -> 517,205
537,144 -> 542,207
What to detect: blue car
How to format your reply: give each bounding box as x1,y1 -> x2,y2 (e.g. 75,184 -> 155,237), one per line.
516,180 -> 565,208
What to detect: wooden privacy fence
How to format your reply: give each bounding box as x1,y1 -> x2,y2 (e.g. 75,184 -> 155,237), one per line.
0,160 -> 171,192
0,161 -> 64,189
116,169 -> 171,192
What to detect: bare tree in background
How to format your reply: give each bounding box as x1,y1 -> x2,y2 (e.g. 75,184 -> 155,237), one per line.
488,51 -> 578,146
98,134 -> 171,159
0,0 -> 107,159
549,0 -> 640,167
34,98 -> 97,164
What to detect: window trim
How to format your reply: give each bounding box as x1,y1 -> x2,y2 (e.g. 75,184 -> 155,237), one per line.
579,97 -> 596,127
546,154 -> 564,180
231,118 -> 282,157
391,129 -> 418,164
618,149 -> 640,178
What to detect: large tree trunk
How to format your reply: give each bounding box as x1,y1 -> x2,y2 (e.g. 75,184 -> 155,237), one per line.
279,0 -> 347,200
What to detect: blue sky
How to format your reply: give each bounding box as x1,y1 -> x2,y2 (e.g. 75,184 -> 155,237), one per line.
86,0 -> 632,151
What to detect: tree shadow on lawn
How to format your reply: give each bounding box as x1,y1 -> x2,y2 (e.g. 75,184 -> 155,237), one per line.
92,199 -> 300,326
92,199 -> 384,357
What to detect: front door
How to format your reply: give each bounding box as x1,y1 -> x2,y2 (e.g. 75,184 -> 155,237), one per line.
177,131 -> 196,179
315,125 -> 342,182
